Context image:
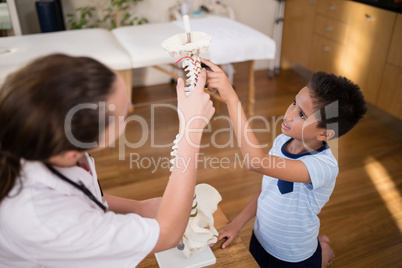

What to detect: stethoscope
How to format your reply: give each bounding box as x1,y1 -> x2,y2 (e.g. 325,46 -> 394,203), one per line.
44,163 -> 108,212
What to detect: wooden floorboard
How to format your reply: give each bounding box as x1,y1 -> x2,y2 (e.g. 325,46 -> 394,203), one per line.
92,63 -> 402,267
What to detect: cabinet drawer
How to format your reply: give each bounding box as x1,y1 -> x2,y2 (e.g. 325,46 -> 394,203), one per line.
281,0 -> 317,69
376,64 -> 402,119
387,14 -> 402,68
317,0 -> 352,22
342,2 -> 396,103
310,35 -> 344,74
314,15 -> 348,44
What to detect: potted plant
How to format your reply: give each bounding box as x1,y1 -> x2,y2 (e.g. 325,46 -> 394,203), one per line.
67,0 -> 148,30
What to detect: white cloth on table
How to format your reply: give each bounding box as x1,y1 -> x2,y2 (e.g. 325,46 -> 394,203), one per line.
173,16 -> 276,64
0,28 -> 132,83
112,22 -> 182,68
112,16 -> 275,67
0,16 -> 275,85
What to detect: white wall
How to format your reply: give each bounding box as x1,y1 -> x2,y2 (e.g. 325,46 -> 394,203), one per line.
12,0 -> 40,34
63,0 -> 277,36
11,0 -> 279,86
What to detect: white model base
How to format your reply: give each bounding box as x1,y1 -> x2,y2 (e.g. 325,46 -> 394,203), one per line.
155,246 -> 216,268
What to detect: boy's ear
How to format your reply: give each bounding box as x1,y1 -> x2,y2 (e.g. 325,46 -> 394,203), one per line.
317,129 -> 335,141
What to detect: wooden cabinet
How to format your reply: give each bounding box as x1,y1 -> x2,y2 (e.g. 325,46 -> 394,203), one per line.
283,0 -> 354,74
376,14 -> 402,120
281,0 -> 317,70
316,0 -> 351,22
340,2 -> 396,104
376,65 -> 402,119
386,13 -> 402,67
310,35 -> 344,74
281,0 -> 400,117
313,14 -> 349,44
310,0 -> 351,74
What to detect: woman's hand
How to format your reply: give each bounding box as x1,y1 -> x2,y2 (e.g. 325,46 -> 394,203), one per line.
176,68 -> 215,142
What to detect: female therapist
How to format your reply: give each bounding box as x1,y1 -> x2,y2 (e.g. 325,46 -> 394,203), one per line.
0,54 -> 215,267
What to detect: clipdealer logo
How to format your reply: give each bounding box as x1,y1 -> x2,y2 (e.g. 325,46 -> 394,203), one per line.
64,102 -> 282,155
128,152 -> 286,173
64,100 -> 339,171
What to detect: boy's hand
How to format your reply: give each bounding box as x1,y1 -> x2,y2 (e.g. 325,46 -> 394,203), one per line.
211,221 -> 242,249
200,58 -> 239,105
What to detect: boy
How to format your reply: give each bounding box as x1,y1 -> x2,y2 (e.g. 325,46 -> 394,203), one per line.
201,58 -> 367,267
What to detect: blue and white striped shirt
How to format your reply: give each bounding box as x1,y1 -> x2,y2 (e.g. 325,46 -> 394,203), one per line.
254,134 -> 338,262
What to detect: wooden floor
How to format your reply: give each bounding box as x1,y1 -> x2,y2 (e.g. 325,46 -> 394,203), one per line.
92,63 -> 402,267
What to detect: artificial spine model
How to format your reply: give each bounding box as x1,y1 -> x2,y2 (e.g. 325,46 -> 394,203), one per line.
169,55 -> 201,172
162,16 -> 221,258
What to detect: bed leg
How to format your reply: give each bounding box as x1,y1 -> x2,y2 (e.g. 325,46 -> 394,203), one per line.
248,60 -> 255,117
116,69 -> 134,112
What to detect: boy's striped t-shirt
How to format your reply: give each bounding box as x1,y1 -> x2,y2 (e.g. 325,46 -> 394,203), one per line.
254,134 -> 338,263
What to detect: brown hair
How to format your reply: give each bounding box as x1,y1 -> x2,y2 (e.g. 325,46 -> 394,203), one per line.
0,54 -> 116,202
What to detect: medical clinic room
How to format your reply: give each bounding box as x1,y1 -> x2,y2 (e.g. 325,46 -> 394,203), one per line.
0,0 -> 401,267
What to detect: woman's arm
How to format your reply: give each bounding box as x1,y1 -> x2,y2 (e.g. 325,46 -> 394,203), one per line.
151,69 -> 215,253
103,194 -> 161,218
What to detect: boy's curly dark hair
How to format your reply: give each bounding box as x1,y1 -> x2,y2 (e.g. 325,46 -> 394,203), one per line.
307,72 -> 367,138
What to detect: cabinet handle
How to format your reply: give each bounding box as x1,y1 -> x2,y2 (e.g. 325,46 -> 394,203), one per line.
322,46 -> 330,52
328,5 -> 335,11
309,0 -> 316,4
365,14 -> 372,22
325,26 -> 332,32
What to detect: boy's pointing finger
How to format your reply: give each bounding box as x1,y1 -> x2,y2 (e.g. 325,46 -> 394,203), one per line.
200,58 -> 221,72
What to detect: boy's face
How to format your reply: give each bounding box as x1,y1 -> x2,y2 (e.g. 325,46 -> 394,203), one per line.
281,87 -> 324,144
